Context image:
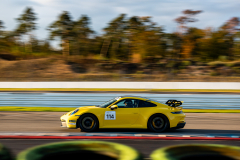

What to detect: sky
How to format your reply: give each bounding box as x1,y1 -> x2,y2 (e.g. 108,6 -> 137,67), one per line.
0,0 -> 239,44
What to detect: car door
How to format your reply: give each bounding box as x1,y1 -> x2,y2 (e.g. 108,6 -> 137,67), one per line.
103,99 -> 139,128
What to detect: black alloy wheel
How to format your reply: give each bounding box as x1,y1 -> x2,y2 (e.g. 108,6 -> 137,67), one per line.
79,114 -> 99,132
148,114 -> 169,132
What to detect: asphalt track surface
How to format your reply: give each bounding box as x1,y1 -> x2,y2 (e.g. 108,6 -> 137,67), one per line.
0,112 -> 240,158
0,112 -> 239,134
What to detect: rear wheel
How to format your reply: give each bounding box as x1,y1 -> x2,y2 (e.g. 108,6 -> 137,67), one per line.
78,114 -> 99,132
148,114 -> 169,132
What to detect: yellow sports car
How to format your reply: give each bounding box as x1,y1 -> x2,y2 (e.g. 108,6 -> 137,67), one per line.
60,96 -> 186,132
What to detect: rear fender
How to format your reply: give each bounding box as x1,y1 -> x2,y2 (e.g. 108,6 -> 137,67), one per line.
147,113 -> 170,129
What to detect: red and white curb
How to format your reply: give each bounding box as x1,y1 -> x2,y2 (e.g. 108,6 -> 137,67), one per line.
0,133 -> 239,140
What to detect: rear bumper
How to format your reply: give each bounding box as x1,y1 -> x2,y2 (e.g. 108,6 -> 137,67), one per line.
173,122 -> 186,129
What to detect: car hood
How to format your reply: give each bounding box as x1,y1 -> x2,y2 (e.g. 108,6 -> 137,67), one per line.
77,106 -> 99,110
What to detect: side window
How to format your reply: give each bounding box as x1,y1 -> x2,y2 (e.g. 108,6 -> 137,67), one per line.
115,99 -> 137,108
138,100 -> 157,108
115,100 -> 126,108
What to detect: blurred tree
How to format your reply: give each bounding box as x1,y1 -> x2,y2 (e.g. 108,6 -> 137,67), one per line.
175,10 -> 202,34
30,37 -> 53,54
0,20 -> 6,52
102,15 -> 168,62
0,21 -> 17,53
131,16 -> 167,62
221,17 -> 240,34
219,17 -> 240,59
1,8 -> 239,66
182,27 -> 204,59
126,16 -> 143,62
220,17 -> 240,60
72,15 -> 94,56
15,7 -> 37,53
198,28 -> 233,61
166,32 -> 183,59
233,31 -> 240,59
89,36 -> 104,56
48,11 -> 74,56
0,20 -> 4,37
41,40 -> 52,53
102,14 -> 127,59
174,9 -> 202,58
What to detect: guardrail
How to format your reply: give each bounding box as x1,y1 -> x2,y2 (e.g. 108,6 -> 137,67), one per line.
0,82 -> 240,89
0,92 -> 239,109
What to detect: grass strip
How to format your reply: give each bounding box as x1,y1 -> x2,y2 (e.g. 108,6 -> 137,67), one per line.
0,106 -> 75,112
0,106 -> 239,113
0,88 -> 148,92
150,89 -> 240,93
0,88 -> 240,93
183,109 -> 240,113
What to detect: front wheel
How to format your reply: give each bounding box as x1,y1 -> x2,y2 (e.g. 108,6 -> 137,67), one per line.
78,114 -> 99,132
147,114 -> 169,132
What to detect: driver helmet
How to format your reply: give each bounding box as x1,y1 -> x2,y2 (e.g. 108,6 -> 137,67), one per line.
124,99 -> 133,107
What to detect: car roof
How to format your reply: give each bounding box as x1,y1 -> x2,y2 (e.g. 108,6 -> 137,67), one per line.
117,96 -> 151,101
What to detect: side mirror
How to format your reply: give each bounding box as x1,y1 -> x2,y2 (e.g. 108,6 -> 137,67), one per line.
110,105 -> 118,110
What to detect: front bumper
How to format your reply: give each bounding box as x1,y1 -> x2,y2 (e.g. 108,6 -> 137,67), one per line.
173,122 -> 186,129
60,113 -> 77,129
61,121 -> 67,128
60,120 -> 77,129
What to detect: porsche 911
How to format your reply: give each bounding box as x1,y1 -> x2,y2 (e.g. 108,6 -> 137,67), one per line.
60,96 -> 186,132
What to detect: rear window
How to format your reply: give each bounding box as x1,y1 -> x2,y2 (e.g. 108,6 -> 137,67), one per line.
138,100 -> 157,107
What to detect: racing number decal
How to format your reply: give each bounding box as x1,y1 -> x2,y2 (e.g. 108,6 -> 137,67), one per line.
104,111 -> 116,120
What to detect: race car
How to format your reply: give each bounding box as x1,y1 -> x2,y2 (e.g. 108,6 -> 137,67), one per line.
60,96 -> 186,132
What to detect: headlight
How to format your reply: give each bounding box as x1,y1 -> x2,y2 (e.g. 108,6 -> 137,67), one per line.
70,109 -> 79,115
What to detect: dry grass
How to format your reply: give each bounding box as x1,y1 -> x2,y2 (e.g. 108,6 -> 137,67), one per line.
0,57 -> 240,81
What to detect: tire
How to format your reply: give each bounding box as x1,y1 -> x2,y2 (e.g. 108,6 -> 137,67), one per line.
0,143 -> 13,160
147,114 -> 169,133
150,144 -> 240,160
17,141 -> 144,160
78,114 -> 99,132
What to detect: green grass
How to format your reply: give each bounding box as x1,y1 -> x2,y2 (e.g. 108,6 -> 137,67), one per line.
0,88 -> 240,93
0,106 -> 76,112
183,109 -> 240,113
0,106 -> 239,113
0,88 -> 148,92
150,89 -> 240,93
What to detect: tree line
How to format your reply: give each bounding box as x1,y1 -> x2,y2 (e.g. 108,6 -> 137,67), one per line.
0,7 -> 239,62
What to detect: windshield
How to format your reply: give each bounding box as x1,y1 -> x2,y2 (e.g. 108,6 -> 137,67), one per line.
98,98 -> 117,108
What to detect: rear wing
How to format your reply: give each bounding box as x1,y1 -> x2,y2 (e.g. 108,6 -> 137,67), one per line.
165,100 -> 183,107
